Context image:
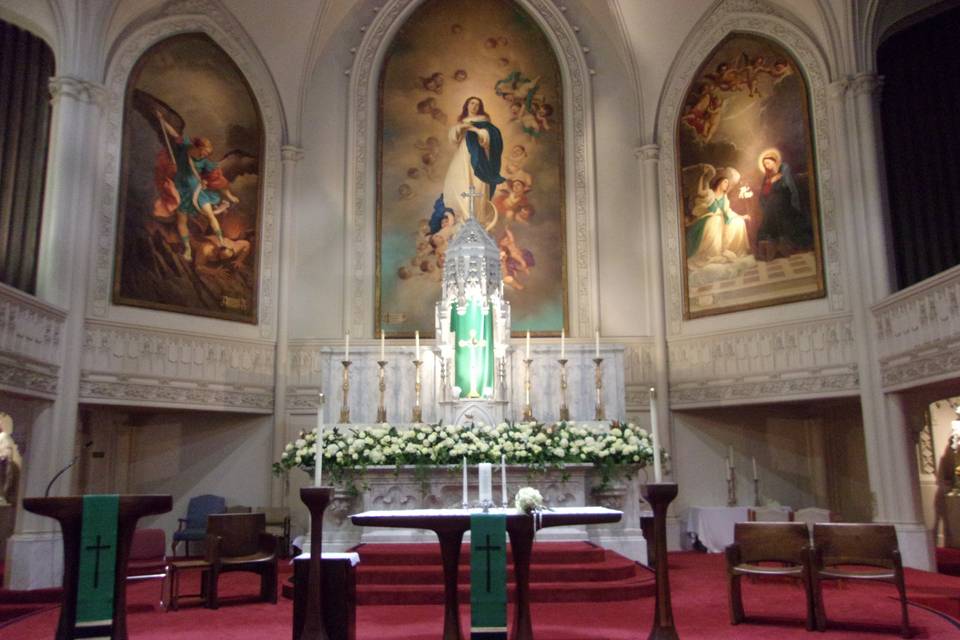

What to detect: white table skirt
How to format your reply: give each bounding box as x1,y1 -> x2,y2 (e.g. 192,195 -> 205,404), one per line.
685,506 -> 750,553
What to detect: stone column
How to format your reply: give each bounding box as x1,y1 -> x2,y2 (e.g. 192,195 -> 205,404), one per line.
828,75 -> 933,569
272,146 -> 304,507
5,76 -> 106,589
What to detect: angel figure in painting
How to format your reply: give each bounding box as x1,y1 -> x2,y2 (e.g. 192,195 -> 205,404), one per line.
442,96 -> 505,230
686,166 -> 750,269
152,109 -> 241,261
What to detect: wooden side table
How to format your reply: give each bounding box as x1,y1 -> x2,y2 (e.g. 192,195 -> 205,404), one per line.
165,559 -> 211,610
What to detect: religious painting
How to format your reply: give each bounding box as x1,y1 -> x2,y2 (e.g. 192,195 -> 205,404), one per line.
676,33 -> 825,319
113,33 -> 263,323
377,0 -> 566,337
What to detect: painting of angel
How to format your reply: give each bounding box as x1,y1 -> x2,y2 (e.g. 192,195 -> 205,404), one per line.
676,33 -> 824,319
377,0 -> 565,337
112,33 -> 263,322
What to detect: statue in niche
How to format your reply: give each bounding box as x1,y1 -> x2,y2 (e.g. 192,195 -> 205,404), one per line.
0,413 -> 21,506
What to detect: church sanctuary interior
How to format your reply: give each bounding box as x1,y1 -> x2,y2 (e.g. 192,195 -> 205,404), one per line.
4,0 -> 960,638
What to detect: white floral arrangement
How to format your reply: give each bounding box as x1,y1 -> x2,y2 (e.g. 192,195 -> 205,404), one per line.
514,487 -> 545,513
273,420 -> 658,489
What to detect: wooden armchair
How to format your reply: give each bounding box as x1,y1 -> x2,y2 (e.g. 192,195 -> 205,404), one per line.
725,522 -> 815,629
811,523 -> 910,638
204,512 -> 278,609
172,494 -> 226,557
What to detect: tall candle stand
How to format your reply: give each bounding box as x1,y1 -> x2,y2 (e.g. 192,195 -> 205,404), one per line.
412,358 -> 423,423
727,468 -> 737,507
338,361 -> 351,424
593,357 -> 605,421
299,486 -> 332,640
558,358 -> 570,421
439,354 -> 449,402
753,477 -> 761,507
522,358 -> 535,422
640,482 -> 681,640
376,360 -> 388,423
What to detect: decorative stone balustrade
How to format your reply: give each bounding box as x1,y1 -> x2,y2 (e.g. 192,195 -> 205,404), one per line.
0,283 -> 66,399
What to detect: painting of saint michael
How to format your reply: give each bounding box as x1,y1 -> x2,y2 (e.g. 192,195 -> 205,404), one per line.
378,0 -> 566,337
677,33 -> 825,319
113,34 -> 263,323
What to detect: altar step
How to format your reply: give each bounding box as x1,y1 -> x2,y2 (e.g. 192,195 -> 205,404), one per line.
352,542 -> 655,605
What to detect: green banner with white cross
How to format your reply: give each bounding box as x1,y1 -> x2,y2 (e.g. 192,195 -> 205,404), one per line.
470,513 -> 507,640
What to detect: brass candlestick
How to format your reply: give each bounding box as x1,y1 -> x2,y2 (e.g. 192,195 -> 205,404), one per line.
522,357 -> 535,422
727,468 -> 737,507
412,359 -> 423,423
439,354 -> 448,402
376,360 -> 388,423
558,358 -> 570,421
338,360 -> 351,424
753,477 -> 761,507
593,357 -> 605,421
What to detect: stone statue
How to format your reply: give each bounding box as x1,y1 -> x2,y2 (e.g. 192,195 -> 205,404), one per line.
0,412 -> 21,506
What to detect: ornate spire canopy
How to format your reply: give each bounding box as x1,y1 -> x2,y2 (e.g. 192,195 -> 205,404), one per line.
443,217 -> 502,309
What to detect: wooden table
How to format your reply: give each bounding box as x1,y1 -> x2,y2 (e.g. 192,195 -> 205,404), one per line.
23,495 -> 172,640
350,507 -> 622,640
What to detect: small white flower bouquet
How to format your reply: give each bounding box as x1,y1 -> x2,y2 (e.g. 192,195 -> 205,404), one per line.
514,486 -> 545,513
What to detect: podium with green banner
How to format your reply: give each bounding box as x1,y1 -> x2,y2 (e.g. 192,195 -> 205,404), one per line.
23,494 -> 172,640
470,514 -> 507,639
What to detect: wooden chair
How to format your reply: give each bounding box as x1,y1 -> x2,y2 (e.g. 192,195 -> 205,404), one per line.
794,507 -> 833,531
204,512 -> 278,609
172,494 -> 226,557
725,522 -> 815,630
748,505 -> 794,522
127,528 -> 168,605
810,523 -> 910,638
257,506 -> 291,557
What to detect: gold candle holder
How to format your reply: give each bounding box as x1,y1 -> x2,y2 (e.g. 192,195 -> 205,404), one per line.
439,354 -> 448,402
412,359 -> 423,423
339,360 -> 351,424
522,357 -> 535,422
376,360 -> 388,423
558,358 -> 570,421
593,357 -> 605,421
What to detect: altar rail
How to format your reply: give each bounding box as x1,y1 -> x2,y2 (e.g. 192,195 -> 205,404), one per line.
0,282 -> 66,399
311,464 -> 647,563
872,263 -> 960,391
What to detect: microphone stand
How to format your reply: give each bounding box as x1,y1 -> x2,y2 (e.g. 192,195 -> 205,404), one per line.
44,441 -> 93,497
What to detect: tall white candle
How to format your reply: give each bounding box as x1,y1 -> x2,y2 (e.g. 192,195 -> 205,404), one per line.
595,330 -> 600,358
316,400 -> 324,487
649,387 -> 662,483
501,454 -> 507,506
380,330 -> 385,361
478,462 -> 492,503
752,457 -> 758,481
525,331 -> 530,359
561,328 -> 565,359
344,332 -> 350,361
462,457 -> 468,506
415,330 -> 420,360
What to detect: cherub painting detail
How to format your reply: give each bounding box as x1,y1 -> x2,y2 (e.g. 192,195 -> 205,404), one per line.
378,0 -> 565,337
113,34 -> 262,322
677,34 -> 824,318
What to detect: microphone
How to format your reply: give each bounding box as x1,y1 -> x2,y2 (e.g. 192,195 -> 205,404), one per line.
44,440 -> 94,497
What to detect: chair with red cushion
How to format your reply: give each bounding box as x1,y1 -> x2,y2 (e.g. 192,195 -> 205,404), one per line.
127,528 -> 167,605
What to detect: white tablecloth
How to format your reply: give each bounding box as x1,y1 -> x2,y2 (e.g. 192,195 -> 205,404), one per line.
685,506 -> 750,553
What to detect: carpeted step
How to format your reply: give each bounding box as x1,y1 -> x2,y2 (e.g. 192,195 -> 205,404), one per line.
357,574 -> 655,606
354,542 -> 606,566
356,554 -> 640,585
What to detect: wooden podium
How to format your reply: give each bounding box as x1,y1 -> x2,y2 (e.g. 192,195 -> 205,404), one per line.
23,495 -> 172,640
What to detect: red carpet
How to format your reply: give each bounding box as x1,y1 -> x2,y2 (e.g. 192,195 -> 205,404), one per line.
353,541 -> 655,604
2,551 -> 960,638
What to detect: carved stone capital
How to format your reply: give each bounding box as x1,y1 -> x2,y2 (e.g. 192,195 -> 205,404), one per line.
635,144 -> 660,163
281,145 -> 305,163
48,76 -> 108,107
850,73 -> 883,99
827,78 -> 850,102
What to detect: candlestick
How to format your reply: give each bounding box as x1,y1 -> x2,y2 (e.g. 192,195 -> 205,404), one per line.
501,454 -> 508,507
560,328 -> 565,359
380,330 -> 385,361
752,457 -> 758,481
439,353 -> 449,402
478,462 -> 493,510
650,387 -> 662,483
593,357 -> 605,421
727,465 -> 737,507
344,332 -> 350,361
462,457 -> 468,508
557,358 -> 570,421
376,360 -> 388,423
338,360 -> 351,424
522,358 -> 535,422
412,356 -> 423,423
299,487 -> 333,640
753,477 -> 761,508
315,392 -> 325,487
640,482 -> 680,640
525,330 -> 530,359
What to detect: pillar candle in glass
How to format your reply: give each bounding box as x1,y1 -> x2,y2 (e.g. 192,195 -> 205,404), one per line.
478,463 -> 492,503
